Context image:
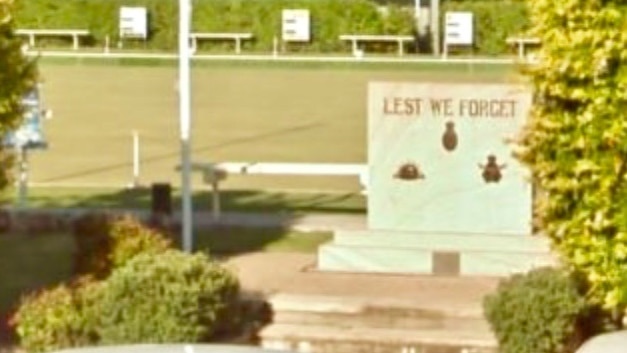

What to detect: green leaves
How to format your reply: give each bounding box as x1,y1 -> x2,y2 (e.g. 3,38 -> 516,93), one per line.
12,217 -> 241,350
96,250 -> 240,343
484,267 -> 587,353
0,0 -> 37,191
519,0 -> 627,314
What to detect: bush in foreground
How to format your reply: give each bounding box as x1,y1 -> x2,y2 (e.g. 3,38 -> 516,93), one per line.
484,267 -> 589,353
72,213 -> 173,278
10,278 -> 101,353
95,250 -> 240,343
108,215 -> 172,268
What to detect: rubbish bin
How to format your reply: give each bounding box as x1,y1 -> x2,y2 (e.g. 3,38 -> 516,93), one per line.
151,183 -> 172,216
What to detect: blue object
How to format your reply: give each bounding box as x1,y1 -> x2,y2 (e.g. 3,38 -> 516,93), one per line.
3,86 -> 48,149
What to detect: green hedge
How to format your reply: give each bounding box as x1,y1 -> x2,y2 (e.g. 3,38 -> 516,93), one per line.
96,250 -> 240,343
442,0 -> 530,56
12,250 -> 240,351
13,0 -> 529,55
484,267 -> 590,353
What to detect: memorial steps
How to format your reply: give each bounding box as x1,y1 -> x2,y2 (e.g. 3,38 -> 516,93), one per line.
259,293 -> 498,353
318,230 -> 556,276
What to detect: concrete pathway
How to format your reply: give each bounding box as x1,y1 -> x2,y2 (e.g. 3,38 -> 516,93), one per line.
225,252 -> 499,313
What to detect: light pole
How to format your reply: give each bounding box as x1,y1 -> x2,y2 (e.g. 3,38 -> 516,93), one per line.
178,0 -> 193,252
431,0 -> 440,56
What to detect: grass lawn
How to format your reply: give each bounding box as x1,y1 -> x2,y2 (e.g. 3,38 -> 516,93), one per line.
0,233 -> 74,341
25,58 -> 519,193
195,227 -> 331,255
3,185 -> 367,213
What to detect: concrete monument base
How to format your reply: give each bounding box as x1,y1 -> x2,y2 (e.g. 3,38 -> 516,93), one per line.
317,230 -> 556,276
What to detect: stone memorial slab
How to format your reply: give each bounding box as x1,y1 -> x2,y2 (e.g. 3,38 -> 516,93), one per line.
367,82 -> 532,235
317,81 -> 555,276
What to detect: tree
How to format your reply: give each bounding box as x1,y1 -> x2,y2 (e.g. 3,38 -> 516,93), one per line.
516,0 -> 627,324
0,0 -> 38,190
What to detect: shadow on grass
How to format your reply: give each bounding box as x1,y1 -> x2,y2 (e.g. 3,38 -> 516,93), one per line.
19,187 -> 367,214
38,122 -> 324,184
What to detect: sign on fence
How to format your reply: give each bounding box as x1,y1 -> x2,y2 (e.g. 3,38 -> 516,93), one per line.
282,9 -> 310,42
443,11 -> 473,57
119,7 -> 148,39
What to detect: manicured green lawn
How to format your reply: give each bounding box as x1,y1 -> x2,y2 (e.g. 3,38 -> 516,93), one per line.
4,186 -> 367,214
0,233 -> 74,319
195,227 -> 331,255
24,59 -> 517,192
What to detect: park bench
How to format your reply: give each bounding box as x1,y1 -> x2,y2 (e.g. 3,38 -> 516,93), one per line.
189,32 -> 253,54
506,36 -> 541,59
15,29 -> 90,50
339,34 -> 415,57
181,161 -> 367,219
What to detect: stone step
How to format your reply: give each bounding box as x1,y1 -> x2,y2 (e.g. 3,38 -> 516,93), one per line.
333,230 -> 551,253
317,242 -> 555,276
269,294 -> 490,332
259,323 -> 498,353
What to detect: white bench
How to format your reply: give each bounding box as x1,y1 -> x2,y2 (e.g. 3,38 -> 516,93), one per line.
15,29 -> 90,50
181,161 -> 367,219
189,32 -> 253,54
339,34 -> 415,57
506,36 -> 541,59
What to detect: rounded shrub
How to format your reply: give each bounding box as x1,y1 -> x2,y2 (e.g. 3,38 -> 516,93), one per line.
72,213 -> 173,278
10,278 -> 102,353
483,267 -> 588,353
71,212 -> 115,278
95,250 -> 240,343
108,215 -> 172,269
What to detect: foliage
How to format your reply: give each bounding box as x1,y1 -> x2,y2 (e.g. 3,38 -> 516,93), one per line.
108,215 -> 172,268
70,212 -> 115,278
484,267 -> 588,353
515,0 -> 627,315
71,213 -> 173,278
11,249 -> 240,349
443,0 -> 530,56
94,250 -> 240,343
11,0 -> 528,55
10,278 -> 101,353
0,0 -> 38,191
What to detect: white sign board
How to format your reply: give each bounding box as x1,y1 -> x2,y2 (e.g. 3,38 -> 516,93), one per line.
282,9 -> 310,42
444,12 -> 473,45
119,7 -> 148,39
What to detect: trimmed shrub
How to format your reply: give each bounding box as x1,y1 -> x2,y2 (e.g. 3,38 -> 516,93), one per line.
71,212 -> 115,278
95,250 -> 240,343
108,215 -> 172,269
12,0 -> 413,53
12,0 -> 530,55
10,278 -> 102,353
72,213 -> 173,278
483,267 -> 588,353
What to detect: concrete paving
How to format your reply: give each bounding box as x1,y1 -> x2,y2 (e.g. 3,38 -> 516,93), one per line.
225,252 -> 499,312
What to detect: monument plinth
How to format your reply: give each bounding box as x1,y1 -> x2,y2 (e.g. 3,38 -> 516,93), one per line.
318,82 -> 555,276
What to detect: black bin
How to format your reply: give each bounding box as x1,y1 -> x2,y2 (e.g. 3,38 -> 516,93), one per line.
151,183 -> 172,216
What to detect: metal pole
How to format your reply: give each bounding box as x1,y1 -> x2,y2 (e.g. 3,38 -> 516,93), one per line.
179,0 -> 193,252
431,0 -> 440,56
132,130 -> 140,187
16,146 -> 28,208
415,0 -> 428,37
